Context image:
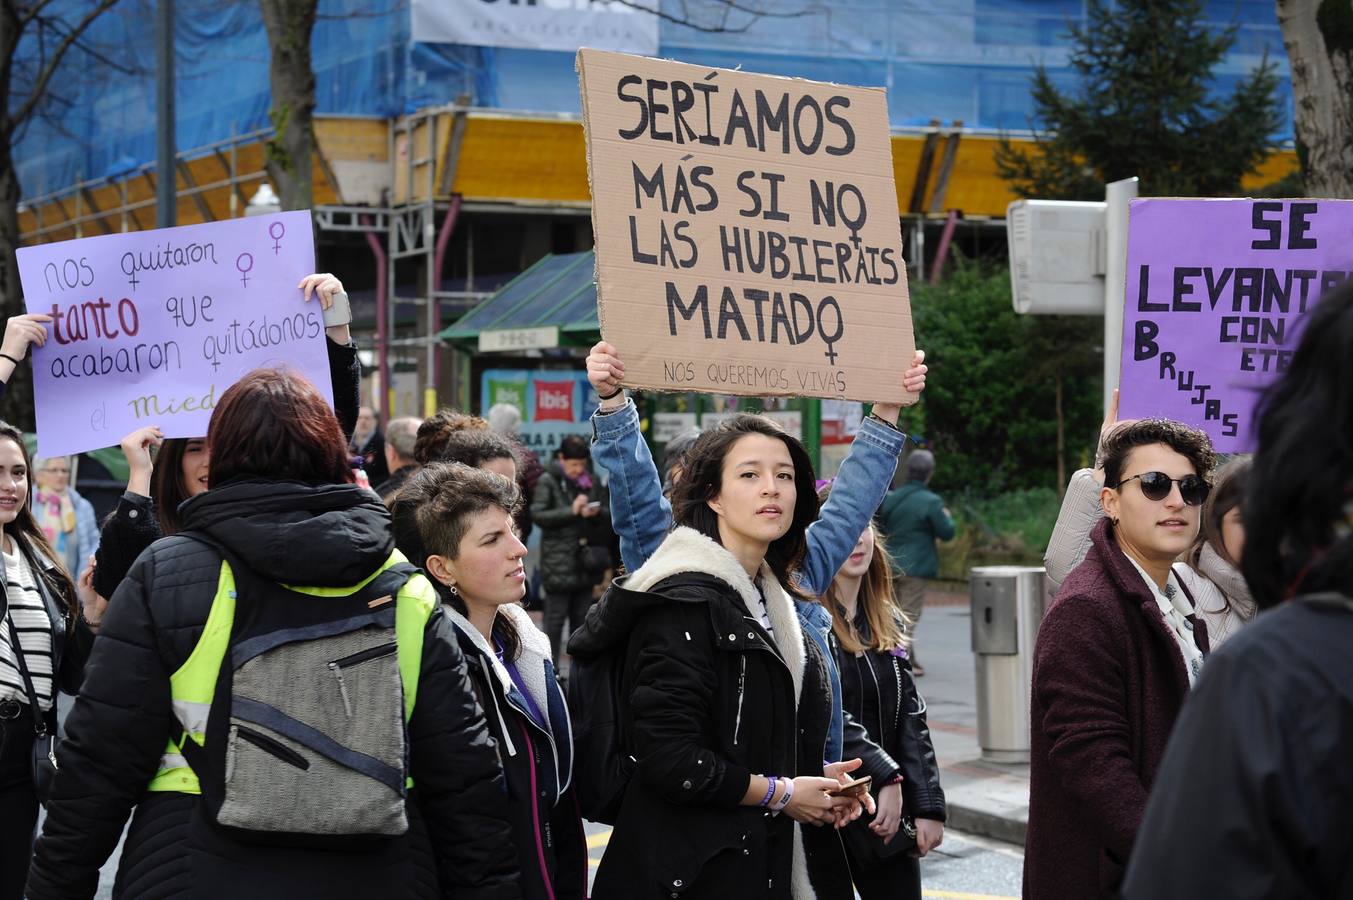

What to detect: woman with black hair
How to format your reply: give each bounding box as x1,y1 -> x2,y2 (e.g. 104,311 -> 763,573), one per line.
393,462 -> 587,900
1026,417 -> 1215,899
1123,280 -> 1353,899
571,415 -> 871,900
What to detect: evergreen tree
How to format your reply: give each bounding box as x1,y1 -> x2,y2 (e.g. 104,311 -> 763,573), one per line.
996,0 -> 1282,200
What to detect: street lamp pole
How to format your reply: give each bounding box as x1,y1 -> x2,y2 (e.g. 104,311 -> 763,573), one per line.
155,0 -> 176,228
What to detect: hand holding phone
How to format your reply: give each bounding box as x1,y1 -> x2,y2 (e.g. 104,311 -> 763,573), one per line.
827,775 -> 872,798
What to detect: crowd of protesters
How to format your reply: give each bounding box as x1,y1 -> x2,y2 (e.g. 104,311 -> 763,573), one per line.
0,272 -> 1349,900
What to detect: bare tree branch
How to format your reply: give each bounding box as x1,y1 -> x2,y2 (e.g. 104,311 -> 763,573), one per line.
33,11 -> 140,76
17,0 -> 60,29
7,0 -> 120,135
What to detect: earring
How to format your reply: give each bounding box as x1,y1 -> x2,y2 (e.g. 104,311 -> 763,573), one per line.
446,583 -> 459,596
1111,517 -> 1119,527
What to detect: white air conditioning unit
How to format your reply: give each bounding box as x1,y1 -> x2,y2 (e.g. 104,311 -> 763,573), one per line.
1007,200 -> 1107,315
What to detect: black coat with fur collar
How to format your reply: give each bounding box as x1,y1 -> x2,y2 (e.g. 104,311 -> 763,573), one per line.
569,527 -> 853,900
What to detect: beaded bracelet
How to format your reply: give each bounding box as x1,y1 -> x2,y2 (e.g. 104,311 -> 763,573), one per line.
759,775 -> 778,808
770,778 -> 794,815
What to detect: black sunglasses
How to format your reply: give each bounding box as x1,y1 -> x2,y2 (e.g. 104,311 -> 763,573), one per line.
1116,472 -> 1210,507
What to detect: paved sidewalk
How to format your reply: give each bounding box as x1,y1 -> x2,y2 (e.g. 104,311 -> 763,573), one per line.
915,591 -> 1030,847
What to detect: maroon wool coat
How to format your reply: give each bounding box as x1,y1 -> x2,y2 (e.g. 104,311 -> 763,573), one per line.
1023,517 -> 1210,900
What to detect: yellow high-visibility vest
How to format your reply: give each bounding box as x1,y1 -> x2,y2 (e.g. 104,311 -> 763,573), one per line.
147,549 -> 437,795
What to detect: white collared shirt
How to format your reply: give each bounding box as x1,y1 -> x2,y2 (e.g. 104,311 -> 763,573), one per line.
1126,557 -> 1205,686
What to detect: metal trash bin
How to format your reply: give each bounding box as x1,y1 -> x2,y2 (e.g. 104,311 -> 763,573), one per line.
970,566 -> 1048,764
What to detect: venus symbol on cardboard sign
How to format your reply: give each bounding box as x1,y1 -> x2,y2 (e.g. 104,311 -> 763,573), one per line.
269,221 -> 285,254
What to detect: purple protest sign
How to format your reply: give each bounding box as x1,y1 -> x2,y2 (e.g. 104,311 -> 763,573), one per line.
17,211 -> 329,457
1119,198 -> 1353,454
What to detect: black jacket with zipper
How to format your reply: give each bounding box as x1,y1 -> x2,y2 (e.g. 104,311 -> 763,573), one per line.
834,613 -> 946,833
26,479 -> 521,900
445,602 -> 589,900
568,526 -> 853,900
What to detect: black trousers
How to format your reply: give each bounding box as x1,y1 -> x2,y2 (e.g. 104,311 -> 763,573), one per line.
844,839 -> 922,900
542,586 -> 596,666
0,706 -> 40,900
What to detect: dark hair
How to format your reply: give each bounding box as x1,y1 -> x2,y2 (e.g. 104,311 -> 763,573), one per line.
207,369 -> 353,488
0,423 -> 76,620
150,437 -> 198,534
1100,418 -> 1217,490
428,428 -> 517,472
413,410 -> 490,466
1189,456 -> 1251,569
556,435 -> 589,461
391,461 -> 524,660
669,414 -> 817,598
817,485 -> 908,654
1243,281 -> 1353,607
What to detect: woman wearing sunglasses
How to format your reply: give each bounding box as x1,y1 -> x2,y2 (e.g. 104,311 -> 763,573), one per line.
1024,418 -> 1215,900
1045,392 -> 1255,647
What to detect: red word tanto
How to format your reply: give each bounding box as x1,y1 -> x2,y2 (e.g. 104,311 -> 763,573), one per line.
48,297 -> 141,344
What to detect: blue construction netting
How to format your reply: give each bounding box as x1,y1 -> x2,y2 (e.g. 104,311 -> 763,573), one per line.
13,0 -> 1292,202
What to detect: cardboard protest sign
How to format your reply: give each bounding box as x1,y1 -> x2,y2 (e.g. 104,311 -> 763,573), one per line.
577,49 -> 915,404
1119,198 -> 1352,453
18,211 -> 329,457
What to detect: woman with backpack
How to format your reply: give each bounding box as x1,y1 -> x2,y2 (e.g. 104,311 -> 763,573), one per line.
26,369 -> 521,900
393,461 -> 587,900
571,414 -> 879,900
817,485 -> 946,900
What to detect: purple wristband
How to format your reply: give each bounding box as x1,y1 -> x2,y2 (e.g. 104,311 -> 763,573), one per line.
759,776 -> 777,808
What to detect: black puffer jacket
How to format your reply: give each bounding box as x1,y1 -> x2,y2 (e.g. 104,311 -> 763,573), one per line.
835,613 -> 946,835
531,462 -> 611,593
26,479 -> 521,900
569,527 -> 853,900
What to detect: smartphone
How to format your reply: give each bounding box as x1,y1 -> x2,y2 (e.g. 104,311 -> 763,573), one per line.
827,775 -> 872,797
322,290 -> 353,328
586,501 -> 602,510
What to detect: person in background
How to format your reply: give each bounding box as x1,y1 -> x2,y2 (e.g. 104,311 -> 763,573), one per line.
89,273 -> 361,606
488,403 -> 543,543
531,436 -> 610,666
351,405 -> 389,487
27,369 -> 521,900
876,450 -> 955,675
1024,418 -> 1214,900
394,462 -> 586,900
817,485 -> 945,900
660,427 -> 702,498
32,456 -> 99,577
413,411 -> 489,466
1122,281 -> 1353,899
378,416 -> 423,503
1044,391 -> 1255,647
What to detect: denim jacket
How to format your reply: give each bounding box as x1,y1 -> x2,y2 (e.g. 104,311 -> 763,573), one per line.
590,399 -> 907,762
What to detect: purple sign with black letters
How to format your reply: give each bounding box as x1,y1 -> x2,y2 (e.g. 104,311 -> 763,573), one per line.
1119,198 -> 1353,454
18,211 -> 329,457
